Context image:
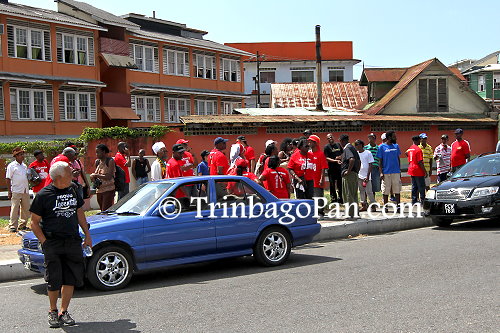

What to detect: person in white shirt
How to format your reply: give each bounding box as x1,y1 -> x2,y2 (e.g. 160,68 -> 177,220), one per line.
433,134 -> 452,182
150,142 -> 167,181
354,140 -> 375,212
6,147 -> 30,232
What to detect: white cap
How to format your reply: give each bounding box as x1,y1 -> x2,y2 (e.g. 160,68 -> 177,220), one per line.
381,133 -> 386,140
152,141 -> 166,154
265,140 -> 276,148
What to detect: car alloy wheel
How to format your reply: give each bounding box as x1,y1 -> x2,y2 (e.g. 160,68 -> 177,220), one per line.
254,227 -> 291,266
87,246 -> 133,291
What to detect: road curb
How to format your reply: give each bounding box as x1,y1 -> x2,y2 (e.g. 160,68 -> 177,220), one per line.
0,216 -> 435,283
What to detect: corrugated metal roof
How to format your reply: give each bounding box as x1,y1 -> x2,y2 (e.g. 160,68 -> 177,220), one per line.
0,2 -> 104,30
448,67 -> 466,81
271,82 -> 367,110
0,71 -> 106,86
234,107 -> 359,116
56,0 -> 139,29
461,50 -> 500,73
180,114 -> 496,125
130,30 -> 253,56
362,68 -> 407,82
131,83 -> 246,98
101,53 -> 137,69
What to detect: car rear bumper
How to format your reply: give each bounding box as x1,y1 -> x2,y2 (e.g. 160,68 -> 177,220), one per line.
290,223 -> 321,247
17,249 -> 45,274
424,196 -> 500,219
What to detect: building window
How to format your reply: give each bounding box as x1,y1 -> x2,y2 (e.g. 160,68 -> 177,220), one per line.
329,70 -> 344,82
63,92 -> 90,121
221,58 -> 240,82
222,101 -> 241,114
165,49 -> 189,76
478,75 -> 485,92
291,70 -> 314,82
195,99 -> 217,115
132,44 -> 156,72
166,97 -> 190,123
59,33 -> 90,65
13,27 -> 44,60
133,96 -> 159,122
15,89 -> 47,120
260,71 -> 275,83
418,78 -> 448,112
194,54 -> 216,79
494,73 -> 500,89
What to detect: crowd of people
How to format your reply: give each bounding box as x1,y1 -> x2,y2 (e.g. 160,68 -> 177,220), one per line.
3,127 -> 481,232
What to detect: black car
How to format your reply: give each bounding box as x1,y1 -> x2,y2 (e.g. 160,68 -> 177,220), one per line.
424,153 -> 500,227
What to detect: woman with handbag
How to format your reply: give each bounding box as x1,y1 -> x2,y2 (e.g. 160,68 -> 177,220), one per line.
65,143 -> 91,200
90,144 -> 115,211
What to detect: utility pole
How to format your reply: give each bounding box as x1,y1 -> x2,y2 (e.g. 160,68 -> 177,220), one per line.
256,51 -> 261,108
315,25 -> 324,111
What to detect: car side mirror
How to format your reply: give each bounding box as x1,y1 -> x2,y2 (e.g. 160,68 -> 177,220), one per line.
163,204 -> 176,214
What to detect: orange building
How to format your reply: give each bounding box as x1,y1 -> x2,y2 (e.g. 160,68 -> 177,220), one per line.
0,0 -> 250,137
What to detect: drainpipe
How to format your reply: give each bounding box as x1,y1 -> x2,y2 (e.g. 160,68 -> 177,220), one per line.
315,25 -> 324,111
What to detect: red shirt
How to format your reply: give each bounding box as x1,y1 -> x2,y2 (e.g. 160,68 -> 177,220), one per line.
208,149 -> 229,175
165,158 -> 183,178
261,167 -> 291,199
287,150 -> 315,180
29,159 -> 49,193
45,154 -> 71,184
309,149 -> 328,188
244,146 -> 255,161
406,144 -> 425,177
114,152 -> 130,183
451,139 -> 471,167
181,151 -> 195,177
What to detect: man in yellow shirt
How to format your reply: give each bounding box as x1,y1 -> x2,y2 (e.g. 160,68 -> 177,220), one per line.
418,133 -> 433,190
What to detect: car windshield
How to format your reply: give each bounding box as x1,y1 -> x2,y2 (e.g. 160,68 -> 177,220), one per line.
452,155 -> 500,178
102,182 -> 174,215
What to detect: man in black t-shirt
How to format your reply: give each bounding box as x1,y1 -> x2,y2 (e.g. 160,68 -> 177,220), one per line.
30,161 -> 92,328
324,133 -> 344,203
339,134 -> 361,217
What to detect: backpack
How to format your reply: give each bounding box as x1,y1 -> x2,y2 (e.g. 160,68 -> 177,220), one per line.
95,158 -> 126,192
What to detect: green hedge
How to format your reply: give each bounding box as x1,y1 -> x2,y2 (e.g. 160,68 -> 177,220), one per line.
0,125 -> 171,155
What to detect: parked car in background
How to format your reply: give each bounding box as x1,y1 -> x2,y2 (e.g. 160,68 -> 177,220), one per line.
424,153 -> 500,227
18,176 -> 321,291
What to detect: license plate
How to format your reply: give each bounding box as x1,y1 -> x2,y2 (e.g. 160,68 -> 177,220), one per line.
23,255 -> 31,269
443,203 -> 456,214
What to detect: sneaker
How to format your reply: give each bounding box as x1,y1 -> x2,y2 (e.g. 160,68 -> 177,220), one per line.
48,310 -> 60,328
9,227 -> 17,233
59,311 -> 75,326
18,226 -> 31,231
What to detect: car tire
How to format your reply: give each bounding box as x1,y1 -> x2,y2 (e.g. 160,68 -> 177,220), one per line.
253,227 -> 291,266
87,246 -> 133,291
433,217 -> 453,227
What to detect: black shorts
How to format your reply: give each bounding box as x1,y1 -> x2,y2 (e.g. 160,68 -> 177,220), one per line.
42,237 -> 84,291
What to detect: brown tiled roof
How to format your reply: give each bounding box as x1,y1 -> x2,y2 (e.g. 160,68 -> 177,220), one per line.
180,114 -> 495,125
448,67 -> 466,81
362,68 -> 407,82
271,82 -> 368,109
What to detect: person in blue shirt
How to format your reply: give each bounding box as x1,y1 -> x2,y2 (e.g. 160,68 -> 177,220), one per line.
376,130 -> 402,205
197,150 -> 210,176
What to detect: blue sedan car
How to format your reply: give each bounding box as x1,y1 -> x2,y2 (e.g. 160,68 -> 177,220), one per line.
19,176 -> 321,291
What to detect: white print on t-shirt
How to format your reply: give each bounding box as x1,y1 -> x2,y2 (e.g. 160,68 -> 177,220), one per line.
53,193 -> 77,218
298,157 -> 317,172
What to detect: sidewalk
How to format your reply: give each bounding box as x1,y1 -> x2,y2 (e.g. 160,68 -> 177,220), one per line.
0,210 -> 433,283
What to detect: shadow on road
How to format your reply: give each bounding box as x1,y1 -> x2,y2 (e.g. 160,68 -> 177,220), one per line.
60,319 -> 139,332
30,252 -> 341,297
432,217 -> 500,231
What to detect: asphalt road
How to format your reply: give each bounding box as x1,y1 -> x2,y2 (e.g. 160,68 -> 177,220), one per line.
0,218 -> 498,333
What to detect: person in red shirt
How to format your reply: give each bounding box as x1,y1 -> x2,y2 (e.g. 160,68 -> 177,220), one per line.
29,150 -> 50,194
165,144 -> 185,179
114,142 -> 131,200
451,128 -> 471,172
45,148 -> 74,185
259,156 -> 291,199
287,139 -> 314,199
237,136 -> 256,171
307,135 -> 328,198
176,139 -> 196,177
406,135 -> 427,204
226,159 -> 258,195
208,137 -> 229,175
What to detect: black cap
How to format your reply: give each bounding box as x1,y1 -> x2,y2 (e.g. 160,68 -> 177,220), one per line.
237,135 -> 246,141
172,144 -> 186,153
454,128 -> 463,134
303,129 -> 312,135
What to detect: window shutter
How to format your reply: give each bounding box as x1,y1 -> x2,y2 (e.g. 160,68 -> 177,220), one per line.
186,99 -> 191,115
90,93 -> 97,121
130,95 -> 137,121
164,97 -> 169,122
213,100 -> 217,115
193,54 -> 197,76
10,88 -> 18,120
43,30 -> 51,61
0,86 -> 4,120
46,90 -> 53,121
428,79 -> 437,113
153,47 -> 159,73
437,78 -> 448,112
162,48 -> 168,74
88,37 -> 95,66
219,57 -> 224,81
236,61 -> 241,82
184,52 -> 190,76
418,79 -> 427,112
59,91 -> 66,120
7,25 -> 14,57
56,33 -> 63,62
155,97 -> 160,122
212,57 -> 216,79
129,43 -> 134,58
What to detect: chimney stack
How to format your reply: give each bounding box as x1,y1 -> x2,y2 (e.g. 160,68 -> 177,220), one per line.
315,25 -> 324,111
153,11 -> 156,19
